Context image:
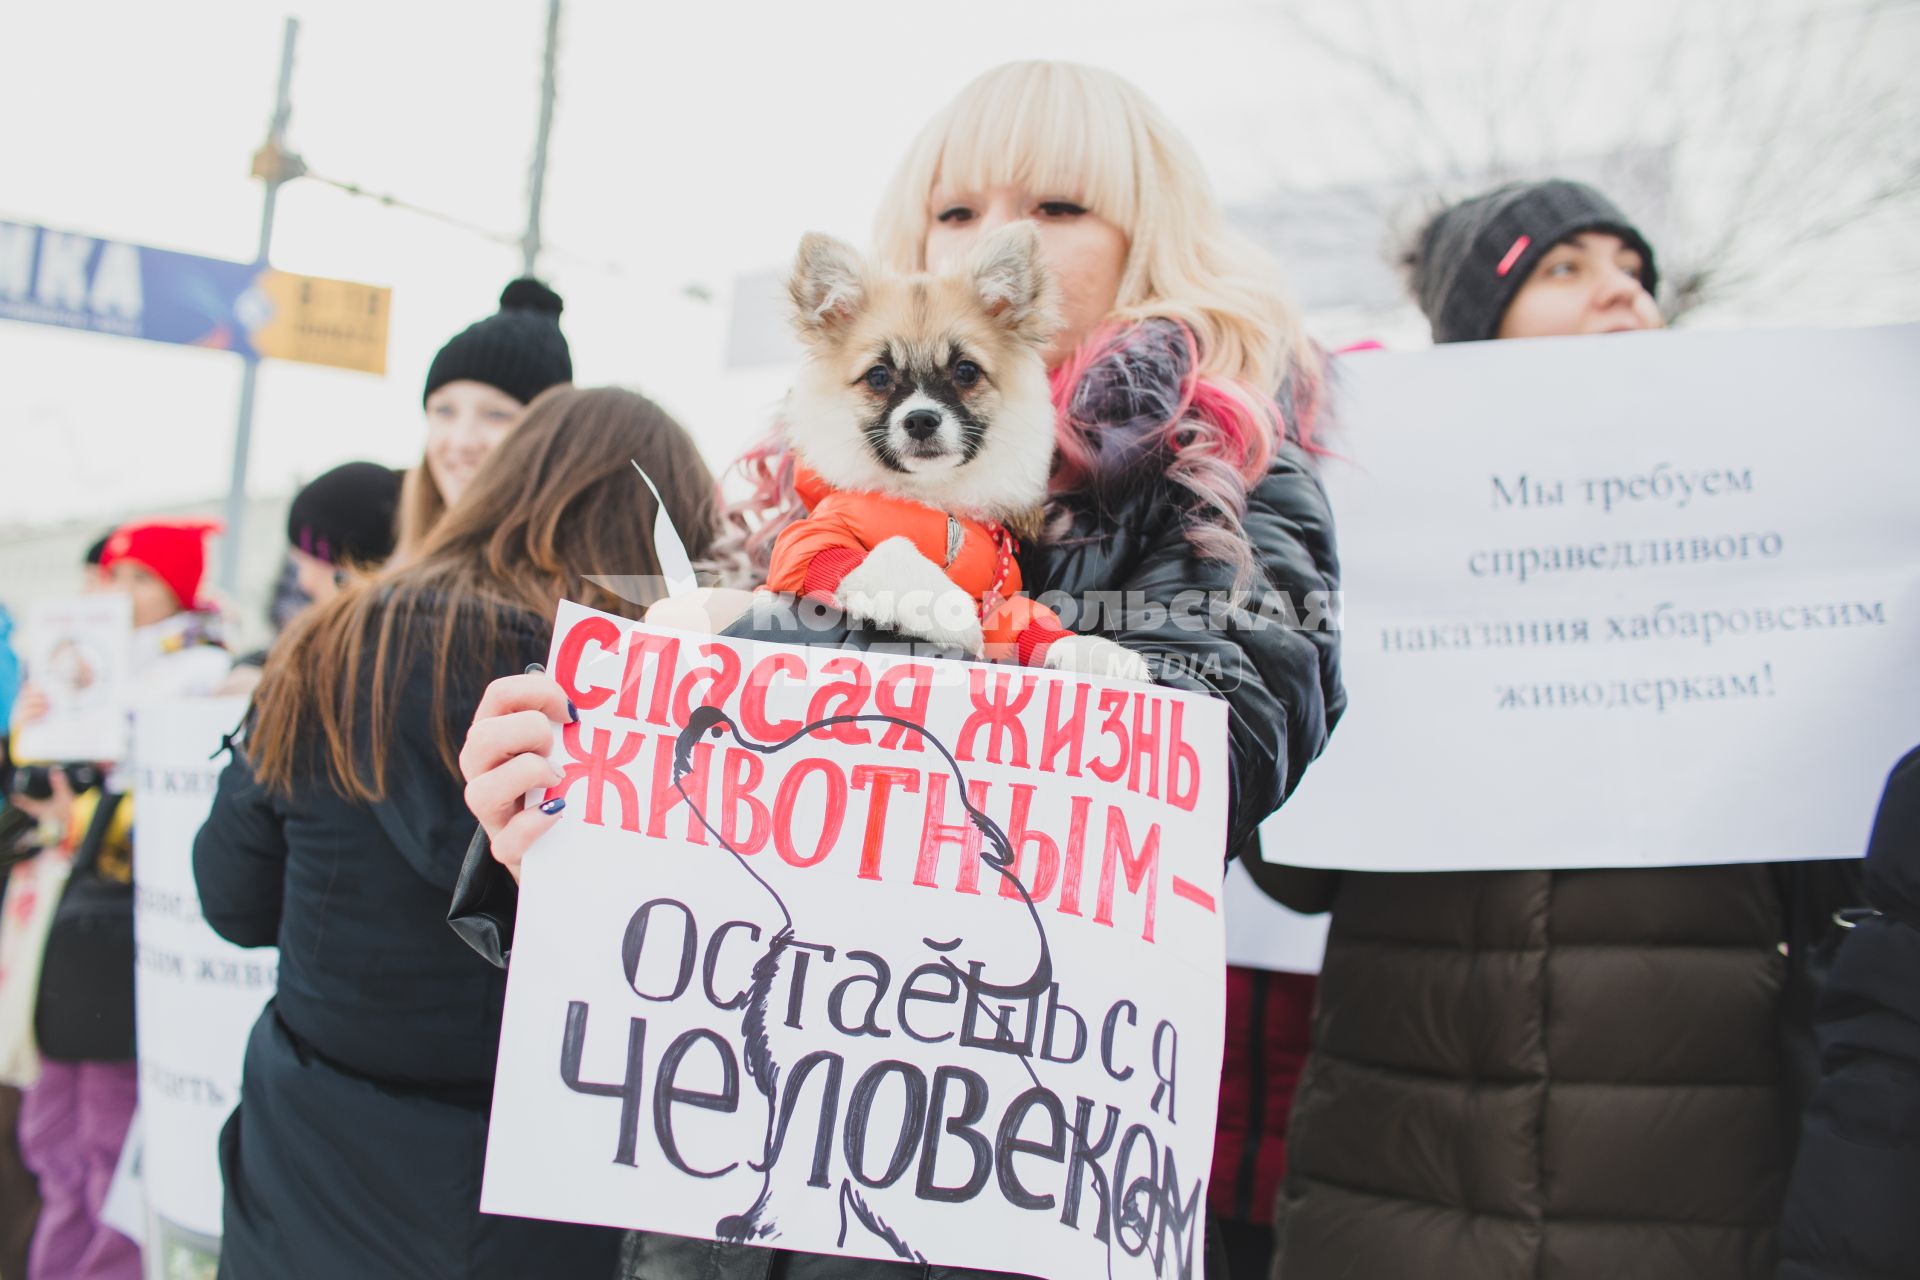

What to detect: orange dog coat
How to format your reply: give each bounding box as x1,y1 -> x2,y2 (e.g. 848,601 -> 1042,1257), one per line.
764,468 -> 1069,665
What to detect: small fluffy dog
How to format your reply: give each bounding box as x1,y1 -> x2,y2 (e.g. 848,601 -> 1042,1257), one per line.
660,224 -> 1148,683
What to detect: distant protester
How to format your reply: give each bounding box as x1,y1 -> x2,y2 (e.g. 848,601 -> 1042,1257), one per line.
394,279 -> 572,558
221,462 -> 406,695
1268,179 -> 1850,1280
286,461 -> 404,606
10,516 -> 229,1280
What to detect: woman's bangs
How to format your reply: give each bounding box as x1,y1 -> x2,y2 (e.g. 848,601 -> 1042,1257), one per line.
931,67 -> 1139,232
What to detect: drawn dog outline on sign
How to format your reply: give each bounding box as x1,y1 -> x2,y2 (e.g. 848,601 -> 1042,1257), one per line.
670,704 -> 1058,1266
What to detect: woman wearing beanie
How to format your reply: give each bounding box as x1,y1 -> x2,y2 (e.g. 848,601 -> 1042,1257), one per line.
10,518 -> 230,1280
1268,180 -> 1805,1280
224,462 -> 406,697
219,463 -> 408,695
193,387 -> 716,1279
456,61 -> 1345,1280
395,278 -> 573,557
11,520 -> 233,726
286,460 -> 405,605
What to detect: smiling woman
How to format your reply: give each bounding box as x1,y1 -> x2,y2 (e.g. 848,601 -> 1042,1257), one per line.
393,277 -> 575,559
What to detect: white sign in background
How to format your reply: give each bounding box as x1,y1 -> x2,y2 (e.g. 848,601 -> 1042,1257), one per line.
485,606 -> 1230,1279
1221,861 -> 1326,975
14,594 -> 133,763
1268,326 -> 1920,872
132,698 -> 276,1242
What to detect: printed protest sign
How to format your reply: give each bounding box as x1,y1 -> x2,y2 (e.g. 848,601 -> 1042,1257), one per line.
13,594 -> 133,763
1269,325 -> 1920,871
484,604 -> 1230,1279
132,698 -> 275,1264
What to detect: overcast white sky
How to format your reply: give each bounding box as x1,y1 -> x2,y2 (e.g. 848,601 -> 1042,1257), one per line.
3,0 -> 1915,538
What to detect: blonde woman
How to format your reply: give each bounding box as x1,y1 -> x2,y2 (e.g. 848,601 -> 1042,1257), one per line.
459,62 -> 1345,1279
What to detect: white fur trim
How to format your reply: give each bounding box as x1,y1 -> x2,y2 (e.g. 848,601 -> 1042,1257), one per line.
1042,634 -> 1154,684
837,536 -> 984,655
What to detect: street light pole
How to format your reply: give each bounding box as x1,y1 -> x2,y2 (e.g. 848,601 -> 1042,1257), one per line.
521,0 -> 562,277
219,15 -> 302,598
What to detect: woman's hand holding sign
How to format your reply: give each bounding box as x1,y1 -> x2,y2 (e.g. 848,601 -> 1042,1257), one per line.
459,670 -> 574,882
11,682 -> 51,727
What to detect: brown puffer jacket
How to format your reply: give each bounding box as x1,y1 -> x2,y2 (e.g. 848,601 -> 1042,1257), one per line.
1271,865 -> 1790,1280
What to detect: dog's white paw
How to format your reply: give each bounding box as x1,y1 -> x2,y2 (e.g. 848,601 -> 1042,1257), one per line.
898,589 -> 986,655
837,537 -> 984,656
1043,634 -> 1154,684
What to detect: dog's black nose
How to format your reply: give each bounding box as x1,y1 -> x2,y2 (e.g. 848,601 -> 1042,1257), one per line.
901,409 -> 942,441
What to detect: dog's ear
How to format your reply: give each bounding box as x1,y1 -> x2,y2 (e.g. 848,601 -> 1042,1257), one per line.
788,233 -> 868,339
966,222 -> 1060,347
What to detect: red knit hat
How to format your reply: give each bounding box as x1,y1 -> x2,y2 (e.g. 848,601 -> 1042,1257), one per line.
99,518 -> 223,612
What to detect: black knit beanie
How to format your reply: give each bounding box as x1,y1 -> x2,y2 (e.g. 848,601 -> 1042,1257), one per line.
422,278 -> 572,406
1408,179 -> 1659,344
287,461 -> 404,567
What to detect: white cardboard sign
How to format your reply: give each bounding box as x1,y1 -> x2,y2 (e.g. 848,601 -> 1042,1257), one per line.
14,594 -> 133,763
1267,326 -> 1920,872
483,605 -> 1230,1279
132,698 -> 276,1243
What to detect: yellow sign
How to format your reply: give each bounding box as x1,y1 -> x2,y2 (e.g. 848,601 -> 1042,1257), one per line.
249,270 -> 391,374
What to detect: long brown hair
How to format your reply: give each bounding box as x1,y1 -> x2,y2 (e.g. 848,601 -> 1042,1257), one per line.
390,463 -> 449,564
249,385 -> 719,801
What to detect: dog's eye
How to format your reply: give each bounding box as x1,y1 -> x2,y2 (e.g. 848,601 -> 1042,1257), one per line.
863,365 -> 892,392
951,360 -> 982,388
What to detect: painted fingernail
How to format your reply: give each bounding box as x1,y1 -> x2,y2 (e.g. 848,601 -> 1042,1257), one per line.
566,699 -> 578,723
524,662 -> 546,675
538,797 -> 566,815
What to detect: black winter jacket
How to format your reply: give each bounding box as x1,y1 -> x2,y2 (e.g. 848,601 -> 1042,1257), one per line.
1272,864 -> 1792,1280
1777,746 -> 1920,1280
196,611 -> 546,1086
196,601 -> 622,1279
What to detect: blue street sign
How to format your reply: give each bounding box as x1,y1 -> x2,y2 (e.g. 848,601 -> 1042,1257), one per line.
0,219 -> 388,371
0,219 -> 265,356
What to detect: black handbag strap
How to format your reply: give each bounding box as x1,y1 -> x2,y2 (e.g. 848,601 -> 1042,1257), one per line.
69,790 -> 126,879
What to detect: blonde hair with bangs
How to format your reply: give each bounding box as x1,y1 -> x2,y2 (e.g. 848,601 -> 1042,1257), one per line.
873,61 -> 1315,419
709,61 -> 1319,592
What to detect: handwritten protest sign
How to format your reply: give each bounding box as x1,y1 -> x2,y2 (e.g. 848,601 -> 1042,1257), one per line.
132,699 -> 275,1267
484,604 -> 1230,1278
1269,325 -> 1920,871
13,594 -> 133,763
